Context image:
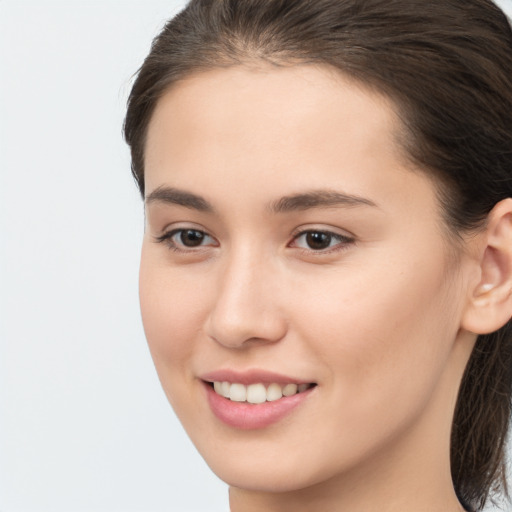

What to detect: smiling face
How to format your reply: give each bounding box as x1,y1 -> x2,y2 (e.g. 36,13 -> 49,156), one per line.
140,64 -> 476,505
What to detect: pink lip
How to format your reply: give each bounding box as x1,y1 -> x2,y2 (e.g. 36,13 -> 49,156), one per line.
199,369 -> 313,386
200,371 -> 316,430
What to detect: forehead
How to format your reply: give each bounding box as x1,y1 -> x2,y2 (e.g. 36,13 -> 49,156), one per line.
144,63 -> 405,182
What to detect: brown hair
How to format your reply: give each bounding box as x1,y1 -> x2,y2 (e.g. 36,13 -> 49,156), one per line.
124,1 -> 512,509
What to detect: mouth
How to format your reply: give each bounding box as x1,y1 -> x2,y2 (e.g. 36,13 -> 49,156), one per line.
207,381 -> 316,404
199,370 -> 317,429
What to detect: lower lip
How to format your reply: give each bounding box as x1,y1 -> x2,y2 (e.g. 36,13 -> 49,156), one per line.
203,382 -> 314,430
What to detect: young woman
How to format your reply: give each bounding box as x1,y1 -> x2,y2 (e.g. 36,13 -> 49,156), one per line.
124,1 -> 512,511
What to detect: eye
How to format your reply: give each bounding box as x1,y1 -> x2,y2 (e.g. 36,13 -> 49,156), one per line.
174,229 -> 209,247
155,228 -> 217,251
291,230 -> 354,252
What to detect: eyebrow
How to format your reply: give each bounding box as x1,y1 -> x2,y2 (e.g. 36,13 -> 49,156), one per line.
145,186 -> 214,212
269,190 -> 378,213
145,186 -> 377,213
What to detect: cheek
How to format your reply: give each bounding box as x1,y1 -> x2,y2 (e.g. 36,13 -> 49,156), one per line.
139,246 -> 206,378
293,247 -> 460,418
138,253 -> 216,426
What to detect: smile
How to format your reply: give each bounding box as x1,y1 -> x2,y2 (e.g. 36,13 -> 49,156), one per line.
212,381 -> 314,403
202,377 -> 317,429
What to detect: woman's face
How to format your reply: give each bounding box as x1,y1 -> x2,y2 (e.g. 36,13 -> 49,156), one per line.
140,65 -> 475,492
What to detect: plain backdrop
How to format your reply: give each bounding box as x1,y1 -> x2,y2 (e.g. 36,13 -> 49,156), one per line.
1,1 -> 512,511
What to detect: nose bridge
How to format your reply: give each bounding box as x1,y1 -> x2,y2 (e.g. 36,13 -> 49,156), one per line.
206,244 -> 286,348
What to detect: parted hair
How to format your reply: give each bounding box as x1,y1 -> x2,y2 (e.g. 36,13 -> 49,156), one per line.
123,1 -> 512,510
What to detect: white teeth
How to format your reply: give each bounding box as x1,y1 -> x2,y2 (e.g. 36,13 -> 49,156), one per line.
266,383 -> 283,402
211,381 -> 312,403
229,383 -> 247,402
247,383 -> 267,404
282,383 -> 298,396
221,381 -> 230,398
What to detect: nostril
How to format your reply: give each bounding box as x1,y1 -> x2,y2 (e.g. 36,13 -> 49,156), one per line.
204,290 -> 288,349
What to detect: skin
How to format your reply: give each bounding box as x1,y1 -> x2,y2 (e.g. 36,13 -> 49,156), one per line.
140,64 -> 512,512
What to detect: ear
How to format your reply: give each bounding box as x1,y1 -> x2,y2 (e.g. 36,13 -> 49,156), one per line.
462,198 -> 512,335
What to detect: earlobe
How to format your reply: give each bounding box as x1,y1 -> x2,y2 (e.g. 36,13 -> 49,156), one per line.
461,198 -> 512,335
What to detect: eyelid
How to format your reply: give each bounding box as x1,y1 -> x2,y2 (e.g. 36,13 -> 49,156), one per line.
154,225 -> 218,252
290,224 -> 356,241
288,227 -> 356,254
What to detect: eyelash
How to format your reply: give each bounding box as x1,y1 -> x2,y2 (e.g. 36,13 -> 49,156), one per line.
155,228 -> 217,253
289,229 -> 355,254
154,228 -> 355,255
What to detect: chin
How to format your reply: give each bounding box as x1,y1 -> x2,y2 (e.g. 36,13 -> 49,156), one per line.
191,432 -> 357,494
209,461 -> 323,493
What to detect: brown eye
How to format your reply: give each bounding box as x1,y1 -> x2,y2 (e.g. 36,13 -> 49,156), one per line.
305,231 -> 332,250
179,229 -> 206,247
290,229 -> 354,253
155,228 -> 217,251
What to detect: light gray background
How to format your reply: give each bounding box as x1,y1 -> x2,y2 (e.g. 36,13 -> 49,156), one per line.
1,1 -> 511,511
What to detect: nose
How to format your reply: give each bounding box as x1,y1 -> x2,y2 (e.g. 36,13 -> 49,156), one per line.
204,252 -> 287,349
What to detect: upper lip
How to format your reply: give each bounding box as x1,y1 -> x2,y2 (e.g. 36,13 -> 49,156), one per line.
199,369 -> 315,386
